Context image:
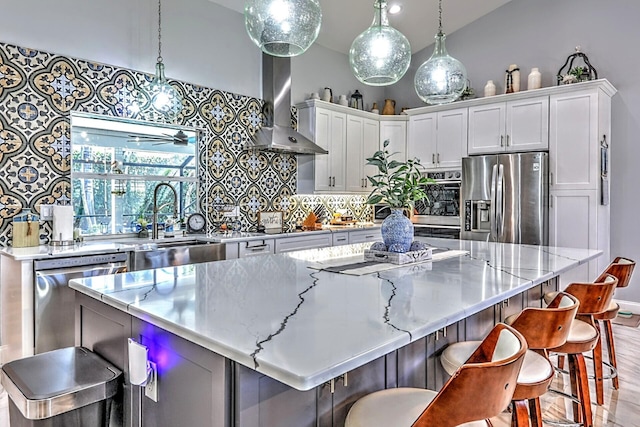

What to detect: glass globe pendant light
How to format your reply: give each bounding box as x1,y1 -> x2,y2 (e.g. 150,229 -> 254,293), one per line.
244,0 -> 322,57
414,0 -> 467,104
349,0 -> 411,86
144,0 -> 183,118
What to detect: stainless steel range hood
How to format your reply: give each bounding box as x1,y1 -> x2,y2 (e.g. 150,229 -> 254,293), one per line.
248,54 -> 328,155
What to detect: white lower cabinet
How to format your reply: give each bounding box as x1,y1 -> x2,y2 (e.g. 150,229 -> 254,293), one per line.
238,239 -> 275,258
348,229 -> 381,244
275,233 -> 333,254
549,189 -> 606,285
332,231 -> 349,246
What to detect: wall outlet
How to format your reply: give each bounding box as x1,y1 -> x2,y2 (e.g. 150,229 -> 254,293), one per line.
144,361 -> 158,402
40,204 -> 53,220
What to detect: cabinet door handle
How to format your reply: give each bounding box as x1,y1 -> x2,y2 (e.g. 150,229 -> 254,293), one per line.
437,153 -> 440,164
329,176 -> 332,187
432,153 -> 436,164
500,135 -> 504,147
506,135 -> 510,147
550,172 -> 553,186
332,177 -> 336,187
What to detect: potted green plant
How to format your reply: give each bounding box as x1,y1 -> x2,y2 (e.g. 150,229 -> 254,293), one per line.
366,139 -> 432,252
137,217 -> 149,238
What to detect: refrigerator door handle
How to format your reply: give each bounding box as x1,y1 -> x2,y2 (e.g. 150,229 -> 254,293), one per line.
490,164 -> 498,241
496,164 -> 505,240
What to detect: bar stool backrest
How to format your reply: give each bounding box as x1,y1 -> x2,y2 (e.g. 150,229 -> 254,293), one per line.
508,292 -> 579,350
565,274 -> 618,316
412,323 -> 527,427
596,257 -> 635,289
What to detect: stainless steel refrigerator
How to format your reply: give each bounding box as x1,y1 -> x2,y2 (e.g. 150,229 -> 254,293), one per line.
461,152 -> 548,245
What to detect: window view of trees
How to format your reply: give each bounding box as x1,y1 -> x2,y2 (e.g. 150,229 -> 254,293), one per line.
71,115 -> 198,236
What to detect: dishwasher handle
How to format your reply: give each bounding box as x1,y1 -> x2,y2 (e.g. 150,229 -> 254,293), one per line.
36,263 -> 128,277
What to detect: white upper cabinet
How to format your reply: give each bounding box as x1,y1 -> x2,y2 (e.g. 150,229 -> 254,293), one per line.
312,108 -> 346,191
408,108 -> 468,170
346,115 -> 379,193
379,119 -> 407,162
549,88 -> 611,191
468,96 -> 549,154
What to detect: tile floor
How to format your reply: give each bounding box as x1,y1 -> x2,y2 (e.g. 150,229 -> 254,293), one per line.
0,322 -> 637,426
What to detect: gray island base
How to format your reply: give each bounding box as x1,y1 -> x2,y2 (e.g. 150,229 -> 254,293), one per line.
70,238 -> 600,427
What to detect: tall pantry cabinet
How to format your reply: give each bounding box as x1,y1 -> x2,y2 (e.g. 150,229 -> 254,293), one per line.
548,80 -> 617,285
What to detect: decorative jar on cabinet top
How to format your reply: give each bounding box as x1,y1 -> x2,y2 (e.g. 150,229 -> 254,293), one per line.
528,68 -> 542,90
484,80 -> 496,97
382,99 -> 396,115
505,64 -> 520,93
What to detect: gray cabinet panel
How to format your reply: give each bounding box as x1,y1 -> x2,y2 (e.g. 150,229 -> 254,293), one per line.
495,293 -> 524,323
397,337 -> 428,388
236,365 -> 317,427
464,305 -> 496,341
76,293 -> 133,427
331,355 -> 387,426
432,323 -> 461,391
134,320 -> 231,427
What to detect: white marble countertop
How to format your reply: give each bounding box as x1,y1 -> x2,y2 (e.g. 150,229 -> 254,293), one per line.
0,225 -> 381,261
69,238 -> 600,391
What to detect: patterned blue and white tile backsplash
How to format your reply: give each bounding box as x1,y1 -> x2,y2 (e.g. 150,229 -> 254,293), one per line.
0,42 -> 370,244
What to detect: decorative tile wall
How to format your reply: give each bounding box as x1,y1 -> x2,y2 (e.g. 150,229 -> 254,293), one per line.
0,42 -> 370,244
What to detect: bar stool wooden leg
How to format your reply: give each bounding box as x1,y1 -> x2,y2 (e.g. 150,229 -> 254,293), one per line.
512,400 -> 530,427
593,322 -> 605,405
529,398 -> 543,427
569,353 -> 594,427
603,319 -> 619,389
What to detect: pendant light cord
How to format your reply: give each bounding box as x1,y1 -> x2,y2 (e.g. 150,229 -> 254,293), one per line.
157,0 -> 163,63
438,0 -> 443,34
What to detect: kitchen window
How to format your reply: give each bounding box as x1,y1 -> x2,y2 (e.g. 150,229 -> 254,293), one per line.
70,113 -> 200,236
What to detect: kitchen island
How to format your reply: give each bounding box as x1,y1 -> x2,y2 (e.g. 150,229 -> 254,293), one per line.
69,238 -> 600,427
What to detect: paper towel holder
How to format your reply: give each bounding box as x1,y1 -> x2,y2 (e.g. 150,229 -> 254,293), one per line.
49,203 -> 75,247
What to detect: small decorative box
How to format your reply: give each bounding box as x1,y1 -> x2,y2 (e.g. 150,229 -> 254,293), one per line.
364,247 -> 433,265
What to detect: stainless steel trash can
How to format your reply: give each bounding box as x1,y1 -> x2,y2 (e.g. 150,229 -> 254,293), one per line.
1,347 -> 122,427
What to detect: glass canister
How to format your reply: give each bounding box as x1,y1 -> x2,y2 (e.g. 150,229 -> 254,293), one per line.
12,208 -> 40,247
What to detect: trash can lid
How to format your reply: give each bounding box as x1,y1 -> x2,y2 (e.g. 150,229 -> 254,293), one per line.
1,347 -> 122,420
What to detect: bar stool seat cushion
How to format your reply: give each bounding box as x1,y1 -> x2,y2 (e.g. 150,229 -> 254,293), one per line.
344,387 -> 487,427
440,341 -> 480,376
441,343 -> 552,385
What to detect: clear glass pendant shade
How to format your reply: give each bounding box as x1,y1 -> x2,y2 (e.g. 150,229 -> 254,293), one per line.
349,0 -> 411,86
245,0 -> 322,57
144,62 -> 183,118
414,32 -> 467,105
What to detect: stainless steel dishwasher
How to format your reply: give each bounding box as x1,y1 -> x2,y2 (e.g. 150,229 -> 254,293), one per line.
34,253 -> 128,354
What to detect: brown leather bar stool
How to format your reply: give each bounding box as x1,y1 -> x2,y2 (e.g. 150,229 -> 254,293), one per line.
440,292 -> 580,427
592,257 -> 635,401
546,274 -> 618,427
345,324 -> 527,427
546,258 -> 635,405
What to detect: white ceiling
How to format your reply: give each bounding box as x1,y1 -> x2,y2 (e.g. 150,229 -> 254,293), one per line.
210,0 -> 512,54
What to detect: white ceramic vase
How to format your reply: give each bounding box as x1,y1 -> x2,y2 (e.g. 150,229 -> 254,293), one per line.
484,80 -> 496,97
528,68 -> 542,90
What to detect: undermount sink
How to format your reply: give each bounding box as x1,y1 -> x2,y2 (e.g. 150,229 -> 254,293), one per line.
129,240 -> 225,271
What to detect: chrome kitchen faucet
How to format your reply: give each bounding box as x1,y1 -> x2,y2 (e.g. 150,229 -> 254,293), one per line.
152,183 -> 178,239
